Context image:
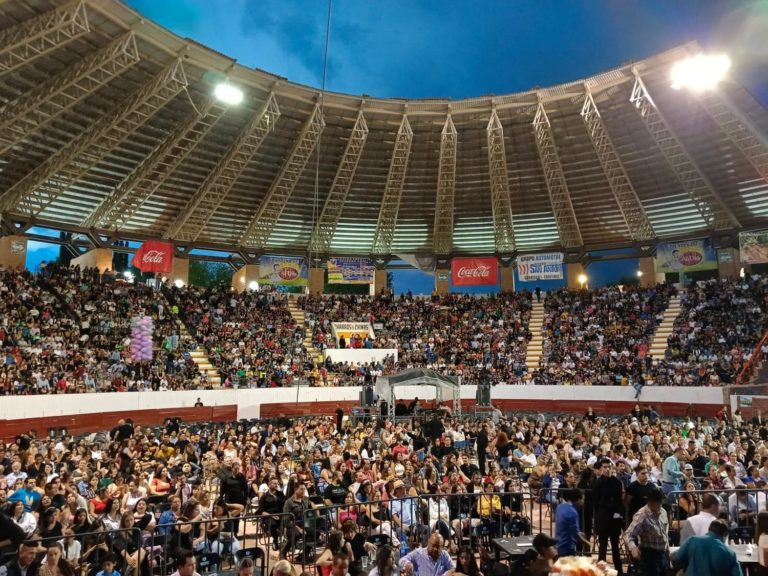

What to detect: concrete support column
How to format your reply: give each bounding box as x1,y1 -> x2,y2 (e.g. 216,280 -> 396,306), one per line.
0,235 -> 28,269
566,263 -> 587,290
717,248 -> 741,278
500,266 -> 515,292
231,264 -> 259,292
71,248 -> 113,272
638,256 -> 664,287
169,258 -> 189,287
373,269 -> 388,295
308,267 -> 324,295
435,269 -> 450,295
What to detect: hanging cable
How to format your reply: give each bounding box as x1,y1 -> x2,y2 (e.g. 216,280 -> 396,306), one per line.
309,0 -> 333,278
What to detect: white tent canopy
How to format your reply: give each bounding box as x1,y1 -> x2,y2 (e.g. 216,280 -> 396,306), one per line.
376,368 -> 461,419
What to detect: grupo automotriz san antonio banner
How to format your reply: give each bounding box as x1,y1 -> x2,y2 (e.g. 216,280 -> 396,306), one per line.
258,255 -> 308,286
517,252 -> 563,282
740,230 -> 768,264
451,257 -> 498,286
655,238 -> 717,273
327,257 -> 375,284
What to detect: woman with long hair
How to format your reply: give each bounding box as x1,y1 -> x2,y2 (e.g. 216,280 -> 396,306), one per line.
148,465 -> 172,503
111,513 -> 146,576
39,506 -> 64,547
10,500 -> 37,538
39,542 -> 78,576
455,547 -> 483,576
315,531 -> 353,576
132,498 -> 156,535
100,498 -> 122,533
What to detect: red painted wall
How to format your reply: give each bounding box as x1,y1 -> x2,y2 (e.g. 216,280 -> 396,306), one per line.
0,405 -> 238,442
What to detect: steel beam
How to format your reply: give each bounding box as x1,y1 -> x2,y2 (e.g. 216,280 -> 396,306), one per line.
309,109 -> 368,254
532,102 -> 583,248
580,91 -> 656,241
0,59 -> 187,216
166,93 -> 281,242
0,32 -> 140,156
0,1 -> 89,76
629,74 -> 739,230
82,98 -> 226,230
239,101 -> 325,248
432,114 -> 458,255
698,90 -> 768,184
486,109 -> 516,254
371,115 -> 413,255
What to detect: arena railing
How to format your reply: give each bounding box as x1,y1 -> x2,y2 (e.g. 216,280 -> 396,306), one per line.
301,491 -> 535,568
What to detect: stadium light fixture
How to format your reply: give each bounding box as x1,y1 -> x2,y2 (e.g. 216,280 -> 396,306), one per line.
123,270 -> 134,282
214,82 -> 244,105
670,53 -> 731,92
248,281 -> 258,291
174,279 -> 185,288
636,270 -> 643,278
577,273 -> 588,287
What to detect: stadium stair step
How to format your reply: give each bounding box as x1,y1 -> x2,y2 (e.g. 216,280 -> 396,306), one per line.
524,300 -> 546,373
158,290 -> 222,387
648,295 -> 682,363
287,296 -> 324,366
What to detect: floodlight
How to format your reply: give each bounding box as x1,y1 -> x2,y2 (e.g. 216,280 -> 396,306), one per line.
670,54 -> 731,92
214,82 -> 244,105
636,270 -> 644,278
123,271 -> 134,281
577,273 -> 588,286
174,279 -> 185,288
248,281 -> 258,291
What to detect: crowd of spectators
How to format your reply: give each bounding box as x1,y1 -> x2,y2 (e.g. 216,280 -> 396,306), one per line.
0,266 -> 199,395
300,293 -> 533,386
651,276 -> 768,387
532,285 -> 674,387
4,402 -> 768,576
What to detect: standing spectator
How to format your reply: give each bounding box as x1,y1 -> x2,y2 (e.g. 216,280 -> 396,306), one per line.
593,459 -> 624,576
555,489 -> 582,558
679,494 -> 721,546
623,489 -> 670,576
674,519 -> 742,576
661,447 -> 686,498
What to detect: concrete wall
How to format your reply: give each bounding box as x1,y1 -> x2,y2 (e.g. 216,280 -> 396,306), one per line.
71,248 -> 113,272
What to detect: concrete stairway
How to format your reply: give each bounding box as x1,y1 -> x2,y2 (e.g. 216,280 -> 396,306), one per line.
287,297 -> 324,366
648,295 -> 682,363
525,300 -> 546,373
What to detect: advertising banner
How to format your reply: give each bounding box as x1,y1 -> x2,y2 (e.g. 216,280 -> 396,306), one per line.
451,257 -> 498,286
517,253 -> 563,282
258,255 -> 308,286
331,322 -> 375,346
132,240 -> 174,274
740,230 -> 768,264
327,257 -> 376,284
655,239 -> 717,273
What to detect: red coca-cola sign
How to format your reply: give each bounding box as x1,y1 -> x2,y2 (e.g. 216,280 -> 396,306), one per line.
451,257 -> 498,286
132,241 -> 174,274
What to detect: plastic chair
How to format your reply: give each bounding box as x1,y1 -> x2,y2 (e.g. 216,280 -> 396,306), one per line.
235,547 -> 266,576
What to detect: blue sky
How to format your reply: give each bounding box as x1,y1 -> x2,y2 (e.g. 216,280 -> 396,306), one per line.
25,1 -> 768,293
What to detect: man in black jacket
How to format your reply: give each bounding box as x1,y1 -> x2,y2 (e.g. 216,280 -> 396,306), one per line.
257,478 -> 286,551
0,541 -> 39,576
476,424 -> 489,475
592,459 -> 624,576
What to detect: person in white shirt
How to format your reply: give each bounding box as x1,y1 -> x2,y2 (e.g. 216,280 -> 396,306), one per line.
679,493 -> 720,545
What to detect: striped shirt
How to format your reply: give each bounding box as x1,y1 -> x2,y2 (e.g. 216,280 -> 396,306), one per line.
623,505 -> 669,554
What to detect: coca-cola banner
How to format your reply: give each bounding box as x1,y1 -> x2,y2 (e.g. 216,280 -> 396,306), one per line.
132,241 -> 174,274
451,257 -> 498,286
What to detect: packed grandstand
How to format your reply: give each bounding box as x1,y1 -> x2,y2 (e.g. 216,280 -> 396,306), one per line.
3,1 -> 768,576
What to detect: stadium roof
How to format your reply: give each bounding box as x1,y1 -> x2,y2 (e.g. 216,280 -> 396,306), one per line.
1,0 -> 768,263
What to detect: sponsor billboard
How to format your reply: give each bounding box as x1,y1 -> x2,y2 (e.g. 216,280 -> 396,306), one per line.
331,322 -> 375,346
132,240 -> 174,274
740,230 -> 768,264
327,257 -> 376,284
655,239 -> 717,273
517,253 -> 563,282
258,255 -> 308,286
451,257 -> 498,286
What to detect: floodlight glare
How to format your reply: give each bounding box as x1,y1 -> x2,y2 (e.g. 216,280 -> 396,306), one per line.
123,271 -> 134,281
214,82 -> 244,105
248,281 -> 258,291
174,279 -> 185,288
636,270 -> 644,278
577,273 -> 588,286
670,54 -> 731,92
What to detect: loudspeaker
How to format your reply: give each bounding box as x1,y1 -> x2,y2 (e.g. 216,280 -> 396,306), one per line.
476,384 -> 491,406
362,386 -> 375,406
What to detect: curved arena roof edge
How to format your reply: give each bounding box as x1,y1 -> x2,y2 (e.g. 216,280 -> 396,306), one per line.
0,0 -> 767,262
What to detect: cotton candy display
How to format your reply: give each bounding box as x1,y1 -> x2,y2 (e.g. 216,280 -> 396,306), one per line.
550,558 -> 617,576
130,316 -> 154,362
